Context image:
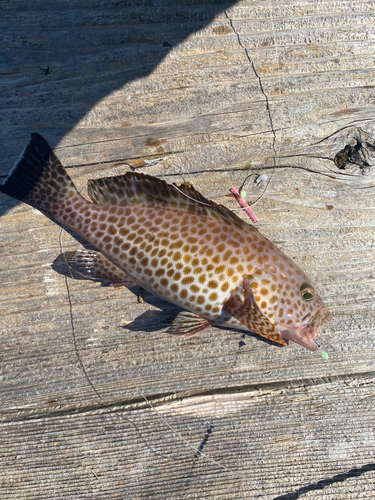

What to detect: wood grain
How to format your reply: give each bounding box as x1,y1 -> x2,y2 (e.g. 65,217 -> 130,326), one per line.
1,1 -> 375,498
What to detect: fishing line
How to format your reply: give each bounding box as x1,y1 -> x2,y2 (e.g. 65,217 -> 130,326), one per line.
56,178 -> 255,479
57,2 -> 285,482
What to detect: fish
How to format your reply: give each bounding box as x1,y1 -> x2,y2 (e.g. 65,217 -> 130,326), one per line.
0,133 -> 332,351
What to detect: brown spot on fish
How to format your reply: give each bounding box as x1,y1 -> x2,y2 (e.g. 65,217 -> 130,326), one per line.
207,280 -> 218,289
187,236 -> 198,244
182,277 -> 194,285
198,274 -> 206,284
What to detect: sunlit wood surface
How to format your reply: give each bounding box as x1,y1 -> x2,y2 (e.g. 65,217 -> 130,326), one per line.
1,1 -> 375,498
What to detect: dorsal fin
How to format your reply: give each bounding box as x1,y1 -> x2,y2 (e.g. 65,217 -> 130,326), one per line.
87,172 -> 256,232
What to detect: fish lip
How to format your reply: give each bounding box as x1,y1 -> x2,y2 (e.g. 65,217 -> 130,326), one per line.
280,328 -> 319,352
280,307 -> 332,352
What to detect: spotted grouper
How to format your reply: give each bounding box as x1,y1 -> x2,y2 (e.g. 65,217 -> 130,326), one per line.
0,133 -> 331,351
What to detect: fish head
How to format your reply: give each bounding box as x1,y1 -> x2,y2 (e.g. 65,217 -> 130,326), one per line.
245,268 -> 331,352
277,284 -> 332,352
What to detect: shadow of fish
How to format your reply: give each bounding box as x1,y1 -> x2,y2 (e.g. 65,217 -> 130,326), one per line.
0,134 -> 331,351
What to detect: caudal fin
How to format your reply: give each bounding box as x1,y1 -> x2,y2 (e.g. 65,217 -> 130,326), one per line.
0,133 -> 83,221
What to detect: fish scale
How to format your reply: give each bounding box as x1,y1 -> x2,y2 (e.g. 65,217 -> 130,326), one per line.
0,133 -> 331,351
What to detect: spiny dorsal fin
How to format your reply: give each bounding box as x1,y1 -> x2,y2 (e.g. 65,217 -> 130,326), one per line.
87,172 -> 256,232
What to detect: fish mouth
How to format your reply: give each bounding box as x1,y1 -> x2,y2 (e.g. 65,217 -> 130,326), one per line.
280,308 -> 332,352
280,327 -> 319,352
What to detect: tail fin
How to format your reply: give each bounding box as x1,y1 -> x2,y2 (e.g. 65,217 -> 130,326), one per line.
0,133 -> 82,219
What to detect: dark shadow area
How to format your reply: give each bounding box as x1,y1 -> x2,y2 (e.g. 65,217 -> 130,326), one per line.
0,0 -> 240,216
53,251 -> 99,282
237,329 -> 287,349
194,422 -> 213,458
273,463 -> 375,500
121,289 -> 183,332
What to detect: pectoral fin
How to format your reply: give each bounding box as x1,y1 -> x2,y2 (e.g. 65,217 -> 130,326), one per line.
223,292 -> 286,346
167,311 -> 212,337
68,250 -> 137,287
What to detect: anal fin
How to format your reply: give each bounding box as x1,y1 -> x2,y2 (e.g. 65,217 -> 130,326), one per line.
68,250 -> 137,287
167,311 -> 212,337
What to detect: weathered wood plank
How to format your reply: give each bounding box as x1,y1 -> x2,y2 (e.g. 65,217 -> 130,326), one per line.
1,376 -> 375,499
1,0 -> 375,498
1,166 -> 374,411
2,0 -> 375,173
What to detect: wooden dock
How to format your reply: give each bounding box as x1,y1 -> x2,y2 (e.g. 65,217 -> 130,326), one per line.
1,1 -> 375,498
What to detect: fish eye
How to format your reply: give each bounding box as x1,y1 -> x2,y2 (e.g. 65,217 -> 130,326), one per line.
300,283 -> 315,301
302,290 -> 314,300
